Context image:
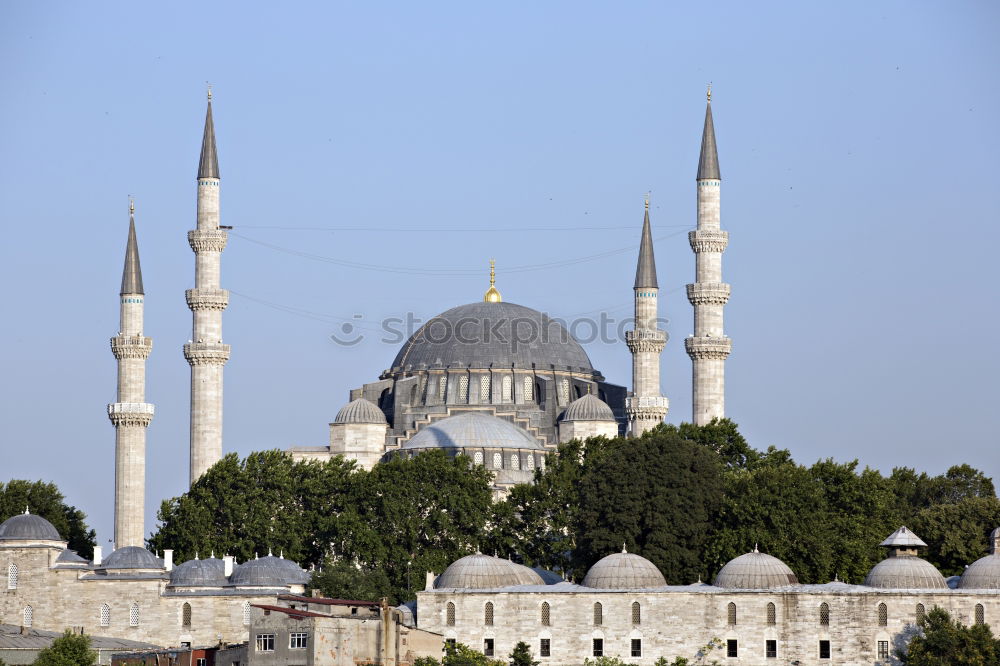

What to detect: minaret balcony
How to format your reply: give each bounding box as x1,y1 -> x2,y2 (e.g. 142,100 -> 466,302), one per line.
107,402 -> 155,426
187,229 -> 228,253
625,396 -> 669,410
625,329 -> 666,353
684,335 -> 733,360
183,342 -> 231,365
688,230 -> 729,253
110,336 -> 153,359
185,288 -> 230,311
686,282 -> 731,306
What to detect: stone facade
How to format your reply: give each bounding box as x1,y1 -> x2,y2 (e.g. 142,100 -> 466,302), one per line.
558,420 -> 619,444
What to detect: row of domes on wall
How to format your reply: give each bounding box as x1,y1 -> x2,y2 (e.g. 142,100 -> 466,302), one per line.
433,527 -> 1000,591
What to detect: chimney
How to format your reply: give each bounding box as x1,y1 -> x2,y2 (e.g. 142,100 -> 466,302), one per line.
223,555 -> 234,577
424,571 -> 436,590
93,546 -> 102,566
163,549 -> 173,572
311,588 -> 321,598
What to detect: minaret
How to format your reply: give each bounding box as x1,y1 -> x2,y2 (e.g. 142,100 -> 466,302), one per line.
108,199 -> 154,548
184,87 -> 230,485
685,86 -> 732,425
625,196 -> 669,436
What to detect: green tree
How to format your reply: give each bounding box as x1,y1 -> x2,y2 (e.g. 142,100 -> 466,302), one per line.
33,630 -> 96,666
441,642 -> 505,666
910,498 -> 1000,576
900,606 -> 1000,664
309,558 -> 392,602
0,481 -> 96,559
508,641 -> 539,666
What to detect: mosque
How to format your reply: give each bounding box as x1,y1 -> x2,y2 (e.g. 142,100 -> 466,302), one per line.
1,90 -> 997,663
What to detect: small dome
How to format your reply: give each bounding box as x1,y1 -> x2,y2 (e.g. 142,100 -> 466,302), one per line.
713,550 -> 799,589
531,567 -> 565,585
561,394 -> 615,422
435,554 -> 544,589
402,412 -> 543,451
170,557 -> 227,586
582,550 -> 666,589
864,556 -> 947,589
334,398 -> 387,425
102,546 -> 163,570
0,512 -> 61,541
55,549 -> 88,564
230,555 -> 308,587
958,555 -> 1000,589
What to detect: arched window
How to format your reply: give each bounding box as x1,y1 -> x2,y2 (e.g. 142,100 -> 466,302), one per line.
975,604 -> 985,626
631,601 -> 641,625
100,604 -> 111,627
916,603 -> 925,623
458,375 -> 469,402
182,602 -> 192,628
502,376 -> 512,402
593,602 -> 602,626
510,454 -> 519,470
492,452 -> 502,469
129,603 -> 139,627
484,602 -> 494,626
877,603 -> 887,627
479,375 -> 491,402
7,563 -> 17,590
727,602 -> 736,626
819,602 -> 830,626
766,602 -> 776,625
23,606 -> 33,628
439,376 -> 447,401
446,602 -> 456,626
473,451 -> 484,466
540,602 -> 550,626
242,602 -> 252,626
526,454 -> 535,471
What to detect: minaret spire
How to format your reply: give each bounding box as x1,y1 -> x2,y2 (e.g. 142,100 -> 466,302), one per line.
686,90 -> 732,425
185,91 -> 230,486
625,195 -> 669,436
109,199 -> 154,548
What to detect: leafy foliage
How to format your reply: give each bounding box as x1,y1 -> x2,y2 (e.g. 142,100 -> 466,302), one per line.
509,641 -> 539,666
0,481 -> 96,559
33,630 -> 96,666
900,606 -> 1000,664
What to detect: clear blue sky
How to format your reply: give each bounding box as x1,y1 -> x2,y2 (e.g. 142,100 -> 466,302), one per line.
1,1 -> 997,548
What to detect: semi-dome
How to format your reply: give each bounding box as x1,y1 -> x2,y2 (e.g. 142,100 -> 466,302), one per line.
230,555 -> 308,587
713,549 -> 798,589
390,302 -> 594,373
958,555 -> 1000,589
561,394 -> 615,422
435,554 -> 545,589
864,556 -> 947,589
0,511 -> 61,541
401,412 -> 543,451
101,546 -> 163,570
170,557 -> 228,586
582,549 -> 666,589
334,398 -> 387,425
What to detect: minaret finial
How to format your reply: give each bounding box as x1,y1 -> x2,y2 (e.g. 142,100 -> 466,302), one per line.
484,258 -> 502,302
707,82 -> 712,103
644,192 -> 650,211
129,196 -> 134,216
207,82 -> 212,102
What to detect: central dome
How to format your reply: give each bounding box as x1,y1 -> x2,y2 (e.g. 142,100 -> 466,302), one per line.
390,302 -> 594,374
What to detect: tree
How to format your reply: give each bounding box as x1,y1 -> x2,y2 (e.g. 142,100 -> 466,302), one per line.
309,558 -> 392,602
910,497 -> 1000,576
440,642 -> 505,666
0,481 -> 96,559
509,642 -> 539,666
899,606 -> 1000,664
33,630 -> 96,666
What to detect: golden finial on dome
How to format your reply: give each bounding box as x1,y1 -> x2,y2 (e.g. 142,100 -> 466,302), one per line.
484,258 -> 502,303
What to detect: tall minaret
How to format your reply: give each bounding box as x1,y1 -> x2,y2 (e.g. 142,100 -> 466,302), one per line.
685,87 -> 732,425
108,199 -> 154,548
625,197 -> 669,436
184,88 -> 230,485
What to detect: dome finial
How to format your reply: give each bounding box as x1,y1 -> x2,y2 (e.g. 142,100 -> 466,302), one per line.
24,505 -> 29,515
622,543 -> 627,554
753,543 -> 759,553
484,258 -> 502,303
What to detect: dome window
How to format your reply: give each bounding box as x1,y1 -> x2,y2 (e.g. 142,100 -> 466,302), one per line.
484,602 -> 494,626
540,602 -> 550,626
100,604 -> 110,627
819,602 -> 830,626
877,603 -> 887,627
7,563 -> 16,590
459,376 -> 469,402
727,602 -> 736,626
479,375 -> 491,402
766,602 -> 776,625
446,602 -> 456,626
438,376 -> 447,401
631,601 -> 641,625
526,455 -> 535,471
492,453 -> 502,469
473,451 -> 484,466
558,379 -> 569,404
593,602 -> 602,626
510,454 -> 519,470
522,376 -> 532,402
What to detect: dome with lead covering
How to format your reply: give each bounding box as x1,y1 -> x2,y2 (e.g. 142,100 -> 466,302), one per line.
532,567 -> 565,585
582,549 -> 666,589
0,511 -> 61,541
390,302 -> 594,373
334,398 -> 387,425
170,557 -> 227,586
102,546 -> 163,570
435,554 -> 545,589
958,555 -> 1000,589
561,394 -> 615,422
864,556 -> 947,589
401,412 -> 543,451
713,549 -> 799,589
230,555 -> 308,587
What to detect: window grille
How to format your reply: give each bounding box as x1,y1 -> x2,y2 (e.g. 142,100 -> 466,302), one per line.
976,604 -> 985,625
819,602 -> 829,626
446,602 -> 455,626
129,603 -> 139,627
479,375 -> 491,402
766,602 -> 776,625
631,601 -> 641,625
558,379 -> 569,404
592,638 -> 603,657
593,602 -> 602,626
484,602 -> 494,626
522,376 -> 532,402
458,375 -> 469,402
540,602 -> 550,626
473,451 -> 484,466
630,639 -> 642,658
877,641 -> 889,658
439,376 -> 447,400
289,633 -> 308,649
916,603 -> 925,623
510,454 -> 519,470
877,603 -> 887,627
182,602 -> 192,628
255,634 -> 275,652
539,639 -> 550,657
727,602 -> 736,626
23,606 -> 33,628
502,376 -> 512,402
242,602 -> 252,626
7,563 -> 16,590
526,454 -> 535,470
492,452 -> 502,469
765,640 -> 776,658
100,604 -> 111,627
